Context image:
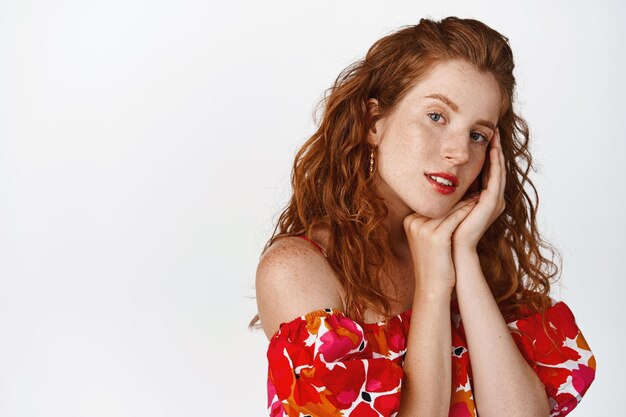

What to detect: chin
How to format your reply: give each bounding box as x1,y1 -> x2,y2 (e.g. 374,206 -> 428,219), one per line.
412,203 -> 454,219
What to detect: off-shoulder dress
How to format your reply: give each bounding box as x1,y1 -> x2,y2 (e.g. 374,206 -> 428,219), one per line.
265,235 -> 596,417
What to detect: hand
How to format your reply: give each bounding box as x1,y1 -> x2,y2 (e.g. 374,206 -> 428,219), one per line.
452,127 -> 506,250
403,195 -> 480,296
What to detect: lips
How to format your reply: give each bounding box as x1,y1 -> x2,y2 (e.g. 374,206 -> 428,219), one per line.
424,172 -> 458,195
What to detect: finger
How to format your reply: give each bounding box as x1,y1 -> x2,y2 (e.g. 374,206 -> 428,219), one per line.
430,196 -> 479,228
453,192 -> 481,207
487,135 -> 501,195
490,127 -> 505,201
403,212 -> 427,231
405,189 -> 481,234
434,200 -> 477,236
497,128 -> 506,198
481,142 -> 493,192
438,194 -> 481,221
406,196 -> 477,234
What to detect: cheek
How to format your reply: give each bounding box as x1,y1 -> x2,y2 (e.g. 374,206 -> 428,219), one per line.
474,151 -> 488,175
465,152 -> 487,189
382,125 -> 429,162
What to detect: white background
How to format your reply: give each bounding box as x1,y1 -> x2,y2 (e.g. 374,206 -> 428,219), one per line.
1,0 -> 623,416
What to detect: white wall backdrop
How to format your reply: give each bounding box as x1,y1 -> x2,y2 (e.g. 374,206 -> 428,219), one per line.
1,0 -> 623,416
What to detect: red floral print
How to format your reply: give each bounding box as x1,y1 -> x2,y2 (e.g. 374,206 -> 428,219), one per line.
266,298 -> 595,416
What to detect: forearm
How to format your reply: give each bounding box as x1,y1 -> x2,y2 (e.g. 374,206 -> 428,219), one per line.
453,248 -> 550,417
398,288 -> 452,417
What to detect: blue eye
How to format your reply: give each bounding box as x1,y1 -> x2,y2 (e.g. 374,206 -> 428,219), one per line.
428,112 -> 444,123
470,132 -> 488,143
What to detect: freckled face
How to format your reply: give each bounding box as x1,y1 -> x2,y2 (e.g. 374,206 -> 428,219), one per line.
368,59 -> 502,219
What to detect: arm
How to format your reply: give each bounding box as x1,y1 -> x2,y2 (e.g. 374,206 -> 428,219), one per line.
453,248 -> 550,417
257,237 -> 405,417
399,197 -> 481,417
451,128 -> 549,417
397,288 -> 452,417
255,236 -> 344,339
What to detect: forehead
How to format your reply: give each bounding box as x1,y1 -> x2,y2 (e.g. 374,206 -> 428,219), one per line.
401,60 -> 501,119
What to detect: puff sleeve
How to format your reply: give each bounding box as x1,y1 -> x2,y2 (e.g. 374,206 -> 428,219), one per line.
266,309 -> 405,417
507,299 -> 596,417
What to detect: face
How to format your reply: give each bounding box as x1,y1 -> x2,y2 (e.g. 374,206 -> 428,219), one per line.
368,59 -> 502,219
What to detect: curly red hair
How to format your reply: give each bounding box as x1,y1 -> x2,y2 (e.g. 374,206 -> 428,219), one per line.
250,17 -> 562,345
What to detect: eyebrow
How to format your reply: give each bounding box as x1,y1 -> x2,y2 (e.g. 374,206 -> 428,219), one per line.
424,93 -> 496,131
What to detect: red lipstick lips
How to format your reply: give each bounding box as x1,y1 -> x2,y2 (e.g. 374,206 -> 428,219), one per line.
424,172 -> 458,195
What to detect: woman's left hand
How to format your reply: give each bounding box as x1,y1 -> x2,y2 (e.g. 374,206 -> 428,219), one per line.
452,127 -> 506,250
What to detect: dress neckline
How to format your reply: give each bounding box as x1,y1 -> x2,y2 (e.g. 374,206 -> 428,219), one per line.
298,297 -> 460,328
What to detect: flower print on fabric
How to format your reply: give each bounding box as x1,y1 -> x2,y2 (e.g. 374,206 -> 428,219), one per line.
265,298 -> 595,417
507,298 -> 596,417
267,308 -> 407,417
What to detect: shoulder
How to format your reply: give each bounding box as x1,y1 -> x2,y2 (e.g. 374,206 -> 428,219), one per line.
255,235 -> 343,340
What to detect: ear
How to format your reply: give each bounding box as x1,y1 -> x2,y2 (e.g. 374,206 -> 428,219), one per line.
366,98 -> 383,147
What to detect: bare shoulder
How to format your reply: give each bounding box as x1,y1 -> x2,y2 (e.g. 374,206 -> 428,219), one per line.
255,235 -> 343,340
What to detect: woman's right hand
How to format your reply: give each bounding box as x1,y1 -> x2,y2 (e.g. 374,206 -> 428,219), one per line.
402,195 -> 480,296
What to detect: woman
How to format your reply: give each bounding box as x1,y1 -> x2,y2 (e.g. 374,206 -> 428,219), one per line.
251,16 -> 596,417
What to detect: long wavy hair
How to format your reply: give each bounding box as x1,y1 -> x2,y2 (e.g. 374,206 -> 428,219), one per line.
250,16 -> 562,345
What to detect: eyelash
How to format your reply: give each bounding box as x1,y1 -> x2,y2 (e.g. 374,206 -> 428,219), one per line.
427,111 -> 489,144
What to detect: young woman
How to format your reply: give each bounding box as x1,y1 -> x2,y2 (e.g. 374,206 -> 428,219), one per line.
251,16 -> 596,417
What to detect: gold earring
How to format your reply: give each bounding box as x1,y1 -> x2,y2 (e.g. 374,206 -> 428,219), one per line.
369,148 -> 375,176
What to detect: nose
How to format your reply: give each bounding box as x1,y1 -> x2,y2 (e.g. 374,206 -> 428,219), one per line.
440,134 -> 470,165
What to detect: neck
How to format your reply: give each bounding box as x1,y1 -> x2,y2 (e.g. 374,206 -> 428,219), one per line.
372,178 -> 413,263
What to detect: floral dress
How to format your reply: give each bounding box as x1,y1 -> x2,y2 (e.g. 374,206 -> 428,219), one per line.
265,236 -> 596,417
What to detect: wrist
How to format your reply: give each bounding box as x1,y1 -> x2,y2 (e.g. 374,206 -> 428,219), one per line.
452,244 -> 478,257
452,242 -> 478,253
414,284 -> 453,302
